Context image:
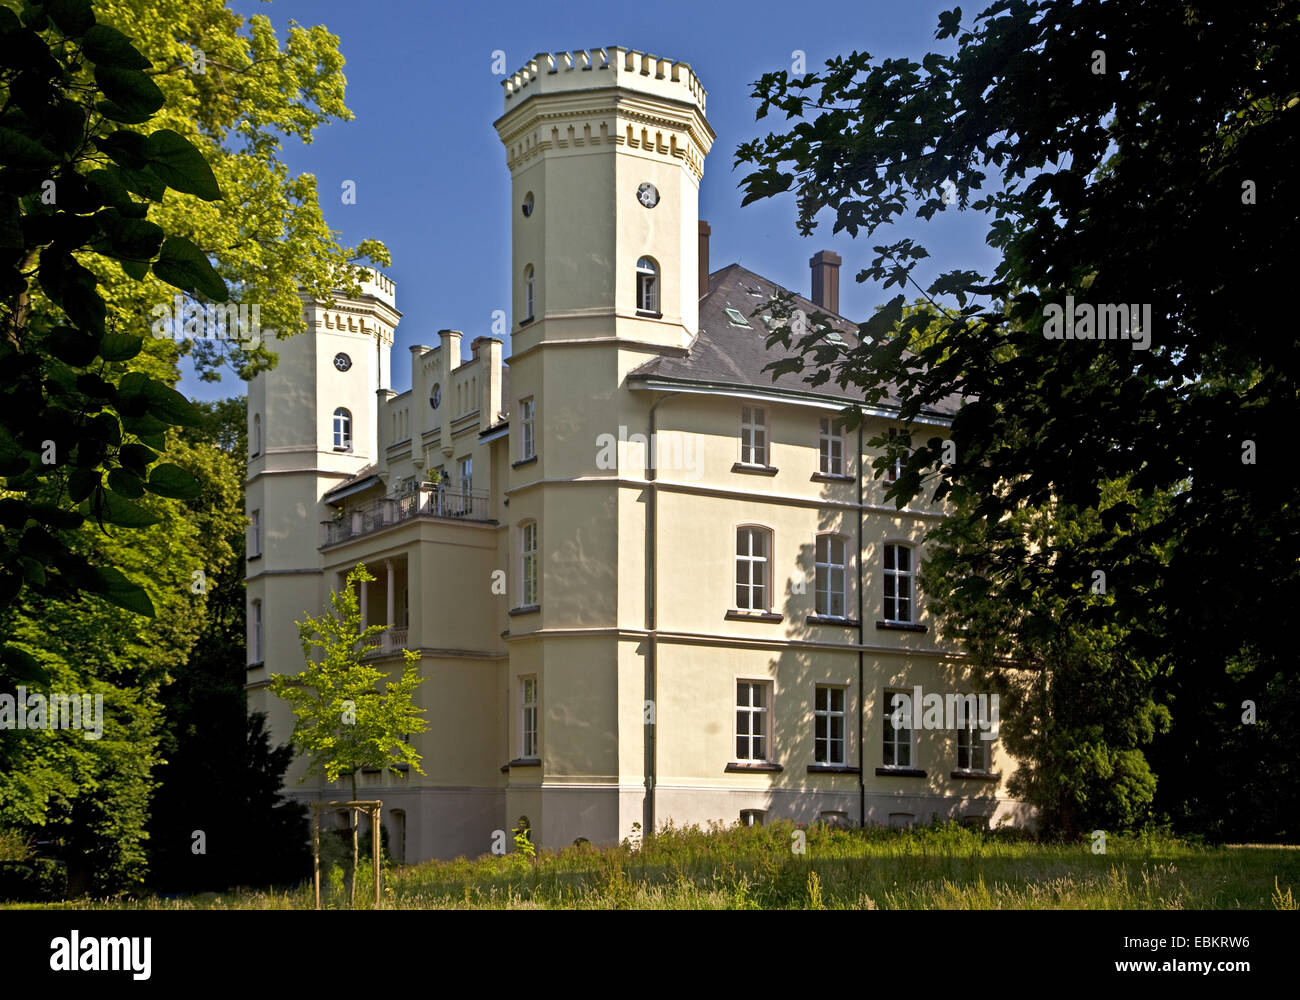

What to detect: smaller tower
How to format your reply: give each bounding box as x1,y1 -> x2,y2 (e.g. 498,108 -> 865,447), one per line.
245,272 -> 401,750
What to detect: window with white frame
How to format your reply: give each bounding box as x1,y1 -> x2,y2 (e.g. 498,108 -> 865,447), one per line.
814,685 -> 846,765
332,407 -> 352,451
252,413 -> 261,457
249,509 -> 261,558
519,398 -> 535,460
886,427 -> 911,483
459,456 -> 472,501
957,720 -> 991,772
882,689 -> 913,768
636,256 -> 658,314
520,520 -> 538,607
883,543 -> 914,623
520,676 -> 538,758
740,405 -> 768,465
815,534 -> 847,618
735,680 -> 770,761
524,264 -> 535,320
819,417 -> 843,475
735,526 -> 771,611
251,599 -> 263,663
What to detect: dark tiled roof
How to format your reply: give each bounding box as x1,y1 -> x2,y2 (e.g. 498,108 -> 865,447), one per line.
628,263 -> 958,418
323,464 -> 381,501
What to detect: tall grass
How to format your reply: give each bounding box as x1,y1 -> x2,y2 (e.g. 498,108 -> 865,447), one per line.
8,820 -> 1299,910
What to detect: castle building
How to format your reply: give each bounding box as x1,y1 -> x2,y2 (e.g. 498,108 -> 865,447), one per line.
245,46 -> 1028,863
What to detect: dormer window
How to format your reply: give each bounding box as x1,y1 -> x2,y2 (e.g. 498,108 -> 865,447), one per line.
636,257 -> 659,315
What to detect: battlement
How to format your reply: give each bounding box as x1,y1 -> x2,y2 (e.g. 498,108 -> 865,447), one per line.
502,46 -> 706,118
358,268 -> 396,308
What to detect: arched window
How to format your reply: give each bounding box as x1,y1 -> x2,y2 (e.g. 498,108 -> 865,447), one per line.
636,256 -> 659,314
252,413 -> 261,457
882,543 -> 914,623
524,264 -> 535,321
735,525 -> 772,611
333,407 -> 352,451
815,534 -> 848,618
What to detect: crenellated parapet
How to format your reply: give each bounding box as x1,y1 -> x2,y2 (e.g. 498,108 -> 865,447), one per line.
496,45 -> 713,182
502,46 -> 706,117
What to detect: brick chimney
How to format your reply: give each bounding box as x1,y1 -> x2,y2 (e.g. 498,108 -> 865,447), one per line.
809,250 -> 841,315
698,220 -> 711,299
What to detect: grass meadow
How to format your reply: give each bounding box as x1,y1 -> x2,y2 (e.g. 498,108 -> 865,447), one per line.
6,820 -> 1300,910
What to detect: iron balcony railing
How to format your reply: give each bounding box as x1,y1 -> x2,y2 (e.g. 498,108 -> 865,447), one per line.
322,484 -> 492,546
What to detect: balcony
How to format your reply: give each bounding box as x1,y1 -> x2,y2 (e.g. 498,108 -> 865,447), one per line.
322,484 -> 492,546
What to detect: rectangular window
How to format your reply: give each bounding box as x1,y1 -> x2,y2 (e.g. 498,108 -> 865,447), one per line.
886,428 -> 911,483
735,527 -> 770,611
883,543 -> 913,623
815,535 -> 847,618
819,418 -> 843,475
249,509 -> 261,558
520,398 -> 535,460
735,680 -> 770,762
459,456 -> 472,501
251,600 -> 262,663
814,685 -> 846,765
957,721 -> 991,772
882,689 -> 913,768
520,676 -> 538,758
521,521 -> 538,607
740,406 -> 767,466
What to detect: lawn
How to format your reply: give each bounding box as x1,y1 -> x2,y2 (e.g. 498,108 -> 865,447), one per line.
7,821 -> 1300,910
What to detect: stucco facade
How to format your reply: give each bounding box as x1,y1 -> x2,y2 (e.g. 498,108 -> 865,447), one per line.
246,46 -> 1031,864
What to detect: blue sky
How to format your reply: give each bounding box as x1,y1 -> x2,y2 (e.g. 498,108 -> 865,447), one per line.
184,0 -> 996,401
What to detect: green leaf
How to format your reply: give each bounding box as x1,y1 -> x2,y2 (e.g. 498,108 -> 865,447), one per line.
152,236 -> 228,301
107,467 -> 144,498
68,467 -> 100,502
81,488 -> 159,528
47,325 -> 100,366
96,130 -> 149,169
0,126 -> 59,168
144,129 -> 222,201
117,371 -> 202,428
93,66 -> 164,122
44,0 -> 95,37
145,462 -> 199,500
87,565 -> 154,617
97,332 -> 143,362
118,442 -> 156,477
82,24 -> 151,70
0,644 -> 50,686
61,281 -> 107,337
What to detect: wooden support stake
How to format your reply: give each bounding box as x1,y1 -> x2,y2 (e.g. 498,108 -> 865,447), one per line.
312,807 -> 321,911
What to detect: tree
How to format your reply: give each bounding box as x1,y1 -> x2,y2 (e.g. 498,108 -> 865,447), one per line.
148,398 -> 308,892
736,1 -> 1298,836
270,563 -> 426,903
0,0 -> 225,648
1,0 -> 388,887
